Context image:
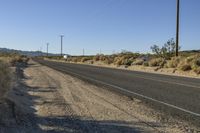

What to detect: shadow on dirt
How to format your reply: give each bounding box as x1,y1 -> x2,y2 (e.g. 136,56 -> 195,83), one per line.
0,63 -> 158,133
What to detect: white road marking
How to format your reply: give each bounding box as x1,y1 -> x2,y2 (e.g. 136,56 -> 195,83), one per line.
56,66 -> 200,117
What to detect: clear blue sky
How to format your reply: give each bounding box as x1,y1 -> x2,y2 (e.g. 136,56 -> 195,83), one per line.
0,0 -> 199,55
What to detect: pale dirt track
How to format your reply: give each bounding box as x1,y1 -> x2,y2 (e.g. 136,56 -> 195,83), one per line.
0,61 -> 197,133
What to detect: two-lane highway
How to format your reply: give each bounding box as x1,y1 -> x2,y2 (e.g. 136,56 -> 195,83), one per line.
35,59 -> 200,123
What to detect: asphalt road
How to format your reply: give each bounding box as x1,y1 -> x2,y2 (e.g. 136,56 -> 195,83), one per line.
35,59 -> 200,124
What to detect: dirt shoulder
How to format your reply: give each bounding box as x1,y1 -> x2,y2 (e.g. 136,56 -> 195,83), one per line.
0,60 -> 199,133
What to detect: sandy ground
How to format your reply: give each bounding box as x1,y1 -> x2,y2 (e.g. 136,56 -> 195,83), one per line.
0,61 -> 199,133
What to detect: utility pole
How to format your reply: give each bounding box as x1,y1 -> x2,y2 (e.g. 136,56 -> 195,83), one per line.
46,43 -> 49,57
83,48 -> 85,56
176,0 -> 180,56
60,35 -> 64,57
40,47 -> 42,56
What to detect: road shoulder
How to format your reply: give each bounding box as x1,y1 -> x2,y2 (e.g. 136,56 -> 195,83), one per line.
0,60 -> 198,133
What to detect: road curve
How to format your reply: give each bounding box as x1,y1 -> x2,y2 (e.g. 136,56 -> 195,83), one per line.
35,59 -> 200,122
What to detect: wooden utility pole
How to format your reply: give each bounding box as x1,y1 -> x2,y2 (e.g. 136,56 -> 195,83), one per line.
83,48 -> 85,56
60,35 -> 64,57
46,43 -> 49,57
176,0 -> 180,56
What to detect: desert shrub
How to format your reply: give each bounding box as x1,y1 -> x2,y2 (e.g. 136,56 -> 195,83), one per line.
177,58 -> 191,71
104,57 -> 113,64
99,55 -> 107,61
150,38 -> 180,59
71,57 -> 78,62
190,55 -> 200,74
113,52 -> 139,66
132,59 -> 144,65
90,60 -> 94,64
22,57 -> 29,63
143,62 -> 149,66
148,58 -> 166,67
113,56 -> 132,66
93,55 -> 100,61
174,55 -> 200,72
0,61 -> 11,98
9,56 -> 29,66
195,59 -> 200,66
193,67 -> 200,74
10,56 -> 22,66
179,64 -> 192,71
123,59 -> 133,66
81,57 -> 92,62
186,55 -> 200,64
93,55 -> 114,64
166,57 -> 182,68
114,57 -> 122,66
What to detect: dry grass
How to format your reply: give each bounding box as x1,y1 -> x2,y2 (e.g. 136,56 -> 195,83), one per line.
46,52 -> 200,75
0,53 -> 29,67
193,67 -> 200,74
148,58 -> 166,67
165,57 -> 182,68
0,53 -> 29,100
81,57 -> 91,62
179,64 -> 192,71
60,52 -> 139,66
0,61 -> 11,99
175,54 -> 200,73
10,56 -> 24,66
132,59 -> 144,65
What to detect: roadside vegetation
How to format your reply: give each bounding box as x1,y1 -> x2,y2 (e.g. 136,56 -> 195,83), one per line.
0,52 -> 29,66
0,52 -> 29,99
44,38 -> 200,75
0,61 -> 11,99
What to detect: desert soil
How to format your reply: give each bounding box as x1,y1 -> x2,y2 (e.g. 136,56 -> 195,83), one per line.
0,60 -> 198,133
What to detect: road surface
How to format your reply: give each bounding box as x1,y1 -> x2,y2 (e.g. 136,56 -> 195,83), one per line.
35,59 -> 200,125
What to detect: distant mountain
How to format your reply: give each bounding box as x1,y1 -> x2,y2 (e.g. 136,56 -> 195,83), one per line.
0,48 -> 64,57
181,50 -> 200,53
